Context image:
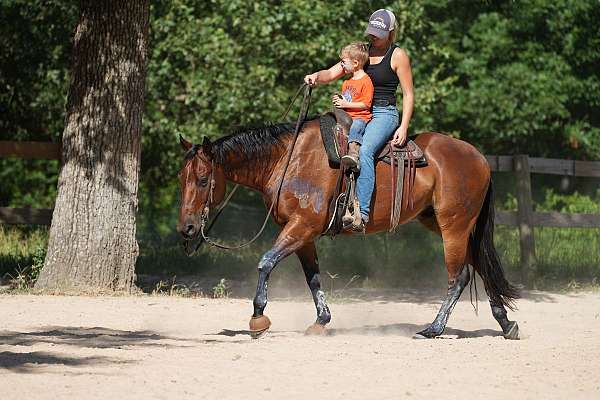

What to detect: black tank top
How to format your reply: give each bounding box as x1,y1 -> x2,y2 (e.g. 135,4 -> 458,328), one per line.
365,44 -> 399,105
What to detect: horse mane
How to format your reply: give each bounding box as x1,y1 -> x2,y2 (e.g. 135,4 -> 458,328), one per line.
210,121 -> 296,169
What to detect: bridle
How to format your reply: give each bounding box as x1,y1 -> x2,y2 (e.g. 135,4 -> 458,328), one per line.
182,83 -> 312,255
200,158 -> 216,226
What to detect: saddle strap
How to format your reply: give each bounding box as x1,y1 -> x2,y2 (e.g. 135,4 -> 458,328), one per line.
390,144 -> 405,232
324,163 -> 349,236
406,150 -> 416,210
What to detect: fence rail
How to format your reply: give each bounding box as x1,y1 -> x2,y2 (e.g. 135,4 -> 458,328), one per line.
1,141 -> 599,286
0,141 -> 60,225
0,140 -> 61,160
486,155 -> 600,177
487,154 -> 600,286
0,207 -> 53,225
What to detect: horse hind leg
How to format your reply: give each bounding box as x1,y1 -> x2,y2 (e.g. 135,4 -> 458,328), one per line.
471,183 -> 520,339
415,263 -> 470,339
414,225 -> 471,339
490,301 -> 519,340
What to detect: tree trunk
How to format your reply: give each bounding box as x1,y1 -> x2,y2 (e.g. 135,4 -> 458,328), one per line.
35,1 -> 149,291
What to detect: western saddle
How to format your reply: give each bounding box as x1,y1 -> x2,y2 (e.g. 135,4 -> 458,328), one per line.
319,109 -> 427,236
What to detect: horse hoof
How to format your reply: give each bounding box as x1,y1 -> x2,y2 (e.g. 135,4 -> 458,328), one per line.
413,327 -> 441,339
249,315 -> 271,339
250,329 -> 269,339
412,333 -> 431,340
305,323 -> 327,336
503,321 -> 520,340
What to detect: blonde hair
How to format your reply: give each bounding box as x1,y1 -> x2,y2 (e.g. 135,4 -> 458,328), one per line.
339,42 -> 369,68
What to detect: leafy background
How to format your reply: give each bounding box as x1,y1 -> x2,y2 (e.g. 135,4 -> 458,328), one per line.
1,0 -> 599,289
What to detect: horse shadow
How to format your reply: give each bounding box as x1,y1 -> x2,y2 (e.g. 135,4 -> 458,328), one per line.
326,323 -> 501,339
214,323 -> 501,340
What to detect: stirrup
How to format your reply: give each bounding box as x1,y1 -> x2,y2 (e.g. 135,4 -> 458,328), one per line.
349,216 -> 366,232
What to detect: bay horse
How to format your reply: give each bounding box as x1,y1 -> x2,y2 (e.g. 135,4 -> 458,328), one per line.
177,117 -> 520,340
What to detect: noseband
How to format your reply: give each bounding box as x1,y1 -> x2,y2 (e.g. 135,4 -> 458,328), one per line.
200,158 -> 216,227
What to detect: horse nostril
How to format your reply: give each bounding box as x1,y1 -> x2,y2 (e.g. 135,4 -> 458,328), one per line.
185,224 -> 196,235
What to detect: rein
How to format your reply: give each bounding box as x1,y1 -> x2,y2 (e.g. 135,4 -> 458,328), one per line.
183,84 -> 312,255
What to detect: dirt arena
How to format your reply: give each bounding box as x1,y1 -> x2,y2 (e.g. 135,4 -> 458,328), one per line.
1,290 -> 599,399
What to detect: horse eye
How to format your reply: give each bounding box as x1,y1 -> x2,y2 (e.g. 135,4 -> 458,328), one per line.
198,177 -> 209,187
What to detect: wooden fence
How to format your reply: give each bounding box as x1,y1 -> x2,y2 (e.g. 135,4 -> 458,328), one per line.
486,155 -> 600,286
1,141 -> 600,285
0,141 -> 60,226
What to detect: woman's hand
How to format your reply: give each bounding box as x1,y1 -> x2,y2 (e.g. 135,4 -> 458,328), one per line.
304,72 -> 319,86
391,125 -> 408,147
332,95 -> 348,108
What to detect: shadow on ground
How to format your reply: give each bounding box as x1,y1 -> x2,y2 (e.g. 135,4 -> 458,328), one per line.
0,326 -> 196,373
327,323 -> 502,339
213,323 -> 502,340
0,351 -> 120,374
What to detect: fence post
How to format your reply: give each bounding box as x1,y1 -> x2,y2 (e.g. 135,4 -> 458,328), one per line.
514,154 -> 536,287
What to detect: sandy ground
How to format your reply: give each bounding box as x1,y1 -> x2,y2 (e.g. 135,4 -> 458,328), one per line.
1,290 -> 599,400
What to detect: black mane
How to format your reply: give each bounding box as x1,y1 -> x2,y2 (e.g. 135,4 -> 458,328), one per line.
211,121 -> 296,168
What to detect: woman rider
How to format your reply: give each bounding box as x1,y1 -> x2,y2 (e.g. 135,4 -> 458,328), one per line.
304,9 -> 414,230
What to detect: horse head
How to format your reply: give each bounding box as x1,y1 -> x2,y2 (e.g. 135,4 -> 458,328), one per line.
177,135 -> 226,240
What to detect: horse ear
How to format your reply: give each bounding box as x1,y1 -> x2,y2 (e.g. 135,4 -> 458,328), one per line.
202,137 -> 212,155
180,134 -> 193,151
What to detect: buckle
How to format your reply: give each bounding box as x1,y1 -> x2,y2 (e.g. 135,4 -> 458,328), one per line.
373,99 -> 392,107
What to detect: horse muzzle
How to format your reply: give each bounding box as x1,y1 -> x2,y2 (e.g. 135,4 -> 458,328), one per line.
177,215 -> 202,240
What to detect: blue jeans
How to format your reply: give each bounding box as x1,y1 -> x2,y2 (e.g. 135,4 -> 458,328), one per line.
356,105 -> 399,220
348,118 -> 367,144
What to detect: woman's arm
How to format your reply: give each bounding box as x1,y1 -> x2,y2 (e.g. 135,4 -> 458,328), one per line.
304,63 -> 345,86
391,48 -> 414,146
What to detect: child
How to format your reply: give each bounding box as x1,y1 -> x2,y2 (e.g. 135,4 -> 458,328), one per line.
333,42 -> 374,171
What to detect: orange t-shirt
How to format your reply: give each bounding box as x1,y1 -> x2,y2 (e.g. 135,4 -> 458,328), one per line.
341,74 -> 374,122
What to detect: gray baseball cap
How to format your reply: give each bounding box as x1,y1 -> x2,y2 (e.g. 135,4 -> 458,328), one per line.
365,9 -> 396,39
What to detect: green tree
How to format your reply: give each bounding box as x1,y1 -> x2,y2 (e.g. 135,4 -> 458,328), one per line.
425,0 -> 600,159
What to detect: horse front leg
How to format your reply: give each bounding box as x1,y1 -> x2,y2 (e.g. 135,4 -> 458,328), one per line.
296,241 -> 331,335
249,221 -> 315,337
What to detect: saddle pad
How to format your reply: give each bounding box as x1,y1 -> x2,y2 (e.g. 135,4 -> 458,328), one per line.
319,113 -> 427,168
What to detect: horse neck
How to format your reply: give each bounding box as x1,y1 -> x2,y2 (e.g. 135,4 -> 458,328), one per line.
219,141 -> 289,193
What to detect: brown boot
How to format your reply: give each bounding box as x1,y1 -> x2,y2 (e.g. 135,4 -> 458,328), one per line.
341,142 -> 360,171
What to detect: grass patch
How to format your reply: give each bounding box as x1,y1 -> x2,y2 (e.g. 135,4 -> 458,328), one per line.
0,226 -> 48,288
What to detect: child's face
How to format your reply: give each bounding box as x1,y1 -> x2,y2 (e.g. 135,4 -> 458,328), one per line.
340,57 -> 360,73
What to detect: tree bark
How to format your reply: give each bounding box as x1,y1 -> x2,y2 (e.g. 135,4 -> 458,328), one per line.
35,1 -> 149,291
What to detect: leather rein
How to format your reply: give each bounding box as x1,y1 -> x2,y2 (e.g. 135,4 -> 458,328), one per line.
183,84 -> 312,255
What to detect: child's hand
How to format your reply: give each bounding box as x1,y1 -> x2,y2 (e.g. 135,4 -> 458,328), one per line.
332,95 -> 348,109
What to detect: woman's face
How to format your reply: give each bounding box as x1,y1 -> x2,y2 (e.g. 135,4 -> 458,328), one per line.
368,34 -> 388,48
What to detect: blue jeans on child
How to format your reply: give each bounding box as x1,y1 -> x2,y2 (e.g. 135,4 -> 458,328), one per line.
348,118 -> 368,144
356,105 -> 399,221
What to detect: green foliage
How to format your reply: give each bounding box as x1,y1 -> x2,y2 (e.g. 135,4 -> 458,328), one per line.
0,0 -> 77,141
0,226 -> 48,287
427,0 -> 600,158
1,0 -> 599,287
0,1 -> 76,208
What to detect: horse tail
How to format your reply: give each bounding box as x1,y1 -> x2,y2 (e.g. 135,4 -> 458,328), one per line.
470,180 -> 520,310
